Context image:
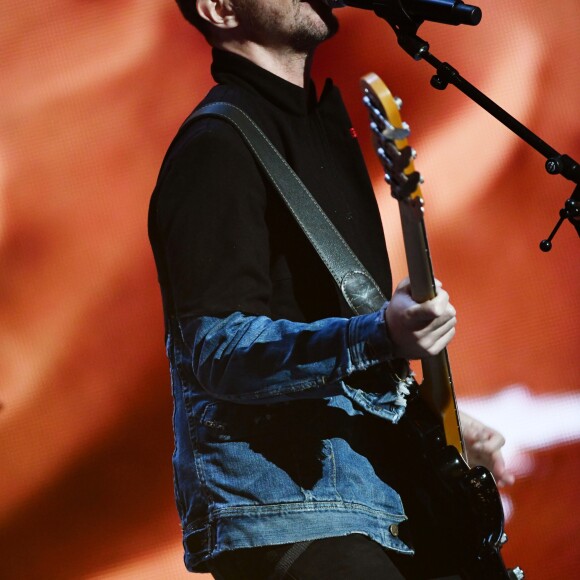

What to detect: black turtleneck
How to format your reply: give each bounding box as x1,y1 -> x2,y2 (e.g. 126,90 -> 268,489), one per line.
149,49 -> 392,323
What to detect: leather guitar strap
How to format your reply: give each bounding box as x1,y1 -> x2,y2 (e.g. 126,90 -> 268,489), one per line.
186,102 -> 386,315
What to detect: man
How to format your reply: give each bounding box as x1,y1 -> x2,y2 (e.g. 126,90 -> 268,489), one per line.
148,1 -> 513,577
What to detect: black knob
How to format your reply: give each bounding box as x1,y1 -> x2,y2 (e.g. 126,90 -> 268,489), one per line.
430,75 -> 448,90
545,157 -> 563,175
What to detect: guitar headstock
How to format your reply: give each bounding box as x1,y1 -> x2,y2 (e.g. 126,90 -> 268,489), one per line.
360,73 -> 424,212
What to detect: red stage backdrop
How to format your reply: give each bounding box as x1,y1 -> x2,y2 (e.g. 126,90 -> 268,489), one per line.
0,1 -> 578,578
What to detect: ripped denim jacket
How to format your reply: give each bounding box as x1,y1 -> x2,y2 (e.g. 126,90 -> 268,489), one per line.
166,309 -> 414,571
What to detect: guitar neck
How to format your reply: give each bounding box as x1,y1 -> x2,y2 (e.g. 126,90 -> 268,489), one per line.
399,201 -> 465,457
359,71 -> 465,457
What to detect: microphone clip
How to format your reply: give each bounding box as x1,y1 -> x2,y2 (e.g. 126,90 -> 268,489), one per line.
372,0 -> 423,36
370,1 -> 482,59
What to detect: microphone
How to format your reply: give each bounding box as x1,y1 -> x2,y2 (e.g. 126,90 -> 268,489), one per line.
323,0 -> 482,27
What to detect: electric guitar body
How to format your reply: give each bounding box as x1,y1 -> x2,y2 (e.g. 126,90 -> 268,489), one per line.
360,73 -> 523,580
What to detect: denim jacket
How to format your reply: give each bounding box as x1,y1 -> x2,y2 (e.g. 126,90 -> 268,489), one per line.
168,309 -> 414,571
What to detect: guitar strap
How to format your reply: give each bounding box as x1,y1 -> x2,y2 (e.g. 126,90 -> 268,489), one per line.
186,102 -> 386,316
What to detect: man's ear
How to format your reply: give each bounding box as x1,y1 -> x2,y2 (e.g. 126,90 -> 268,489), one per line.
196,0 -> 239,29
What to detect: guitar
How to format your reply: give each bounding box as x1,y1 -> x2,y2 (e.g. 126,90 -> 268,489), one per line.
360,73 -> 524,580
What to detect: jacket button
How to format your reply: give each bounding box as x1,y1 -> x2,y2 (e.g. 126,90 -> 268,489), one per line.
389,524 -> 399,537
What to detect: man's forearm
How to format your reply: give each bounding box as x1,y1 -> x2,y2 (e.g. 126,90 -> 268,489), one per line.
179,309 -> 395,404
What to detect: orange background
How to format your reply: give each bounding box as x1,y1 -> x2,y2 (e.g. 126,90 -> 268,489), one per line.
0,1 -> 578,578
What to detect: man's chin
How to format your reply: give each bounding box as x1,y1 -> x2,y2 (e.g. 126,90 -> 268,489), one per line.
304,0 -> 340,39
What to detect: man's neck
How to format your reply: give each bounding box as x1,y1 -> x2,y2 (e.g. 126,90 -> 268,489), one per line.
217,42 -> 313,88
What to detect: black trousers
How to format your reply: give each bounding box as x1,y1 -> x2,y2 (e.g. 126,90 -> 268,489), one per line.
207,534 -> 461,580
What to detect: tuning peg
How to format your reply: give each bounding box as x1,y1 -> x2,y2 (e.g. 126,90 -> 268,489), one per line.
384,173 -> 392,184
394,96 -> 403,110
419,175 -> 425,184
411,148 -> 417,159
401,121 -> 410,131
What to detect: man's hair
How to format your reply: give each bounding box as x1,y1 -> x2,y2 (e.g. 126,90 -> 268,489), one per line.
175,1 -> 212,40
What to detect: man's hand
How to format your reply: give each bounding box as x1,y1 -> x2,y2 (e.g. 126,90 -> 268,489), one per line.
385,278 -> 457,360
461,411 -> 515,487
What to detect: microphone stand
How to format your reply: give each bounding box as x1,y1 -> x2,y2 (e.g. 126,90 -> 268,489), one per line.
371,2 -> 580,252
